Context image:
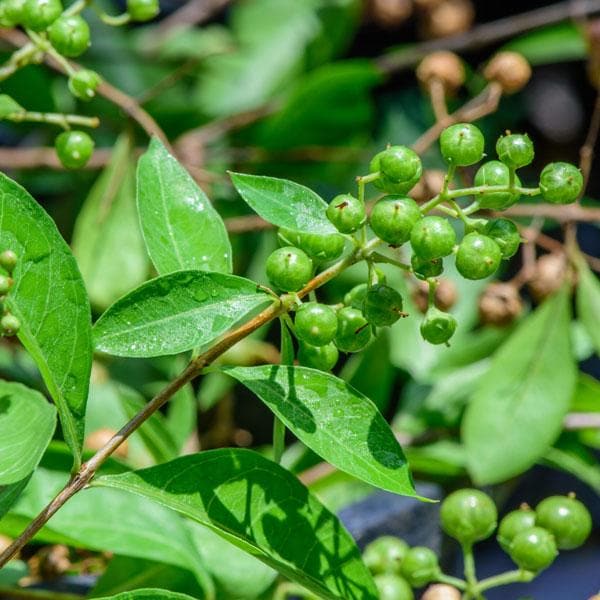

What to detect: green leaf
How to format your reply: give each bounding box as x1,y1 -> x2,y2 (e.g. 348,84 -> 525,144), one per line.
229,172 -> 336,234
0,380 -> 56,485
576,259 -> 600,356
0,94 -> 24,118
224,365 -> 417,497
93,271 -> 272,358
96,590 -> 199,600
0,477 -> 30,520
137,138 -> 232,275
73,135 -> 149,311
543,443 -> 600,495
0,173 -> 92,467
95,449 -> 378,600
463,289 -> 576,485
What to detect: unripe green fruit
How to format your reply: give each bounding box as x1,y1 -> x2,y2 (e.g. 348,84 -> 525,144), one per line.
278,228 -> 344,262
455,233 -> 501,280
294,302 -> 337,346
375,173 -> 421,195
363,536 -> 409,575
411,254 -> 443,280
0,276 -> 13,296
22,0 -> 62,31
326,194 -> 366,234
55,130 -> 94,169
344,283 -> 368,309
370,146 -> 422,185
496,133 -> 534,168
0,250 -> 17,273
370,196 -> 422,246
509,527 -> 557,572
265,246 -> 313,292
497,507 -> 537,553
410,216 -> 456,260
539,162 -> 583,204
363,284 -> 404,327
1,313 -> 20,336
420,307 -> 457,345
400,547 -> 439,587
440,489 -> 498,544
48,15 -> 90,57
127,0 -> 159,21
440,123 -> 485,166
335,307 -> 371,353
297,342 -> 338,371
3,0 -> 26,25
68,69 -> 102,102
474,161 -> 521,210
374,574 -> 414,600
484,218 -> 521,259
535,495 -> 592,550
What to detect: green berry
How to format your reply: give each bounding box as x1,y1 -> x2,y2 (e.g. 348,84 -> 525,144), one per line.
370,196 -> 422,246
400,547 -> 439,588
294,302 -> 337,346
363,284 -> 404,327
126,0 -> 159,21
509,527 -> 558,572
440,123 -> 485,166
1,313 -> 20,336
420,307 -> 457,345
265,246 -> 313,292
484,218 -> 521,259
278,228 -> 344,263
440,489 -> 498,544
455,233 -> 501,280
335,307 -> 371,353
0,250 -> 17,273
535,495 -> 592,550
55,130 -> 94,169
410,216 -> 456,260
326,194 -> 366,234
0,276 -> 12,295
22,0 -> 62,31
539,162 -> 583,204
363,536 -> 409,575
48,15 -> 90,57
374,574 -> 414,600
474,161 -> 521,210
497,507 -> 537,553
3,0 -> 26,25
297,342 -> 338,371
411,254 -> 443,280
344,283 -> 368,309
371,146 -> 422,184
68,69 -> 102,102
496,133 -> 534,169
375,173 -> 421,195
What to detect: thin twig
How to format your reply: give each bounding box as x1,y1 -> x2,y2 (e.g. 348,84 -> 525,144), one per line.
428,78 -> 449,121
564,413 -> 600,429
156,0 -> 233,37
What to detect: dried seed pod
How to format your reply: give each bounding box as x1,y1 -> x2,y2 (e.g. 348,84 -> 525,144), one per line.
414,0 -> 444,9
586,19 -> 600,89
419,0 -> 474,39
32,545 -> 71,579
370,0 -> 413,28
527,253 -> 567,302
483,51 -> 532,94
411,278 -> 458,313
478,282 -> 523,326
421,583 -> 462,600
410,169 -> 448,203
417,51 -> 465,93
85,427 -> 129,459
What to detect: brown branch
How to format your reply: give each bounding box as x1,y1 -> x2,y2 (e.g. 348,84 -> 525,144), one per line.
0,147 -> 115,169
499,203 -> 600,221
156,0 -> 233,37
428,78 -> 449,122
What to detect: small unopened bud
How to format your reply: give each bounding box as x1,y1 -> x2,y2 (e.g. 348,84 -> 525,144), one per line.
484,51 -> 531,94
527,253 -> 567,302
0,313 -> 20,336
0,250 -> 17,273
370,0 -> 413,28
421,583 -> 462,600
412,278 -> 458,313
419,0 -> 474,39
417,51 -> 465,93
478,282 -> 523,326
85,428 -> 129,459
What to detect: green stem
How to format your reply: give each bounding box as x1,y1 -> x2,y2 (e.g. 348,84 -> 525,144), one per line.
5,110 -> 99,129
273,583 -> 317,600
99,11 -> 131,25
427,278 -> 437,307
474,569 -> 535,593
0,43 -> 39,82
435,573 -> 468,591
368,252 -> 411,271
462,543 -> 478,593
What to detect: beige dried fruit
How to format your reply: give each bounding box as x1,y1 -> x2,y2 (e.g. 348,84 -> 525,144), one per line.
417,51 -> 465,93
484,51 -> 532,94
412,278 -> 458,313
478,282 -> 523,326
421,583 -> 462,600
527,253 -> 567,302
370,0 -> 413,27
419,0 -> 474,39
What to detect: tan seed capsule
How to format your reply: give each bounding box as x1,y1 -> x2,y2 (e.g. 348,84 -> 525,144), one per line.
370,0 -> 413,28
419,0 -> 474,39
417,51 -> 465,93
478,282 -> 523,327
411,278 -> 458,313
421,583 -> 462,600
484,51 -> 532,94
527,253 -> 567,302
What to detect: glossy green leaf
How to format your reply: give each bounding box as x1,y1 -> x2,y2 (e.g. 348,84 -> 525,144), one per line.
463,289 -> 576,485
0,477 -> 30,520
137,138 -> 232,275
73,135 -> 149,311
229,172 -> 336,234
224,365 -> 417,497
93,271 -> 272,357
96,590 -> 199,600
95,449 -> 378,600
0,173 -> 92,467
576,259 -> 600,356
543,444 -> 600,495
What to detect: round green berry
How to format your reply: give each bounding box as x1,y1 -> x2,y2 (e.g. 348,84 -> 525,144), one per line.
344,283 -> 368,309
265,246 -> 312,292
0,250 -> 17,274
294,302 -> 337,346
420,307 -> 457,345
362,284 -> 404,327
474,161 -> 521,210
326,194 -> 366,234
400,547 -> 439,588
410,216 -> 456,260
278,228 -> 344,263
484,218 -> 521,259
455,233 -> 501,280
371,146 -> 422,184
374,574 -> 414,600
0,276 -> 12,295
440,489 -> 498,544
363,536 -> 409,575
1,313 -> 20,336
335,307 -> 371,353
297,342 -> 338,371
440,123 -> 485,166
411,254 -> 443,280
535,495 -> 592,550
48,15 -> 90,57
539,162 -> 583,204
375,174 -> 421,195
127,0 -> 159,21
509,527 -> 557,572
68,69 -> 102,102
370,196 -> 422,246
55,130 -> 94,169
496,133 -> 534,169
3,0 -> 26,25
22,0 -> 62,31
497,507 -> 537,553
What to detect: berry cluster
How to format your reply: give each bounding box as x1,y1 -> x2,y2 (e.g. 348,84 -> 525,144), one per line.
0,250 -> 20,336
264,123 -> 583,366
